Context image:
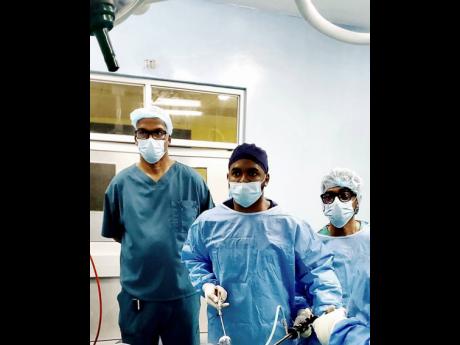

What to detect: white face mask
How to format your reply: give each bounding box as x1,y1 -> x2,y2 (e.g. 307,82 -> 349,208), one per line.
229,181 -> 263,208
137,138 -> 166,164
323,198 -> 356,228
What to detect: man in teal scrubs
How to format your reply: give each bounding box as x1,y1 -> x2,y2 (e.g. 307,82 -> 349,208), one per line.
102,106 -> 214,345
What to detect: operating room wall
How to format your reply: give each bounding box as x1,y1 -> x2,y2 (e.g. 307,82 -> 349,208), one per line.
90,0 -> 370,230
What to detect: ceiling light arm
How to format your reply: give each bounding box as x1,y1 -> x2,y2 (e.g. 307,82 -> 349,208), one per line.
295,0 -> 370,45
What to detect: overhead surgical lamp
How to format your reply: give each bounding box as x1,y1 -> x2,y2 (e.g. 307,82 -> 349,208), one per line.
90,0 -> 164,72
90,0 -> 119,72
295,0 -> 370,45
114,0 -> 163,26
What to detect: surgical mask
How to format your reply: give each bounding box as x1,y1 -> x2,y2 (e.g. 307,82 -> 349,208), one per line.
229,181 -> 263,208
323,198 -> 356,228
137,138 -> 166,164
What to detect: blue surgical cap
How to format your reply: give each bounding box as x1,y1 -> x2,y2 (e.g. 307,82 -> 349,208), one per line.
228,143 -> 269,173
129,106 -> 174,135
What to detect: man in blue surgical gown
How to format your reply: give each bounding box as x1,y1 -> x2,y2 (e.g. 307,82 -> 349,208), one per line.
101,106 -> 214,345
296,168 -> 370,345
181,143 -> 343,345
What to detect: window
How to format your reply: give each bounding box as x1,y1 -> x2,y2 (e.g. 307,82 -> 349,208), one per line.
152,87 -> 239,143
90,163 -> 116,211
193,167 -> 208,183
90,81 -> 144,135
90,73 -> 245,148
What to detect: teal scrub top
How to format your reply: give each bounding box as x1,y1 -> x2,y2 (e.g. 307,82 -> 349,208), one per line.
102,162 -> 214,301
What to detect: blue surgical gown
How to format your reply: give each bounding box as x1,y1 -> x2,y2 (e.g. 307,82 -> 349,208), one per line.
330,250 -> 370,345
181,201 -> 343,345
317,222 -> 370,307
102,162 -> 214,301
297,222 -> 370,345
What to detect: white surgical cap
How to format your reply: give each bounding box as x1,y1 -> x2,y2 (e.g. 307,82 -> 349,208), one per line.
321,168 -> 363,203
129,106 -> 174,135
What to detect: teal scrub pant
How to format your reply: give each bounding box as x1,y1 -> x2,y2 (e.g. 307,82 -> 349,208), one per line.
117,289 -> 201,345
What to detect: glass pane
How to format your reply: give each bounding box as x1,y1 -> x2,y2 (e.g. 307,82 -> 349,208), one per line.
90,81 -> 143,135
90,163 -> 116,211
152,87 -> 239,143
193,167 -> 208,183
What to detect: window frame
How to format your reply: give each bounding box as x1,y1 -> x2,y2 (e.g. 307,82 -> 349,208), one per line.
90,72 -> 246,149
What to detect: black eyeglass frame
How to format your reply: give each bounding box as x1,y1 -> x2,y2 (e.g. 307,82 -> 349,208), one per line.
135,129 -> 168,140
320,187 -> 356,204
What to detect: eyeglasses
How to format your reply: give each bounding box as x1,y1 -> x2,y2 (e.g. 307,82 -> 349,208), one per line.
135,129 -> 167,140
320,188 -> 356,204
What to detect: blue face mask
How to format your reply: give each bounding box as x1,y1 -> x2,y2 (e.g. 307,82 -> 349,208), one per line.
323,198 -> 355,228
137,138 -> 166,164
229,181 -> 263,208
